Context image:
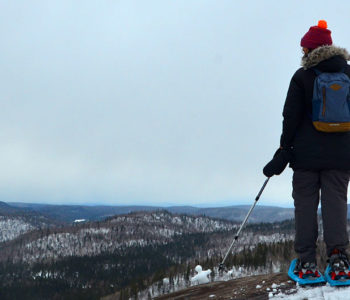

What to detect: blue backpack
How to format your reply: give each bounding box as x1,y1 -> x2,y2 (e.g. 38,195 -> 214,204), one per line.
312,69 -> 350,132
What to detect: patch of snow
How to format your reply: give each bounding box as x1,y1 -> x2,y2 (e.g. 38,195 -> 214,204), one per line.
256,285 -> 262,289
272,284 -> 350,299
79,228 -> 110,235
272,263 -> 281,273
190,265 -> 212,285
74,219 -> 86,223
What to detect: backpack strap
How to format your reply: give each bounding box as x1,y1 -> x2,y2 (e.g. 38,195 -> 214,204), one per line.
313,67 -> 346,74
312,68 -> 322,76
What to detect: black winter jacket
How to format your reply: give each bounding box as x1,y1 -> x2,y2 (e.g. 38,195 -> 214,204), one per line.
280,45 -> 350,170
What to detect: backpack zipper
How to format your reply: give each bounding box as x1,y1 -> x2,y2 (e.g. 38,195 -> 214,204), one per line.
322,87 -> 326,116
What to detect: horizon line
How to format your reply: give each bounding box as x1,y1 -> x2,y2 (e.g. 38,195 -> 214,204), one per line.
4,200 -> 295,209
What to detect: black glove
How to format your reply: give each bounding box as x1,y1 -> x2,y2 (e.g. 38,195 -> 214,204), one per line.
263,148 -> 292,177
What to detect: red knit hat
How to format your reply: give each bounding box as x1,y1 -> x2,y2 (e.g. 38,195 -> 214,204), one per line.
300,20 -> 332,49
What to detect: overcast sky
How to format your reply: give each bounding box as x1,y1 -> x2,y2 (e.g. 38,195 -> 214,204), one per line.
1,1 -> 350,207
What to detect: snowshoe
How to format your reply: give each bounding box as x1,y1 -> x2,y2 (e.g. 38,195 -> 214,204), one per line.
324,249 -> 350,286
288,258 -> 326,285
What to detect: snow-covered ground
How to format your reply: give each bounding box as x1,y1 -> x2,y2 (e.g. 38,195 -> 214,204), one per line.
272,283 -> 350,299
146,267 -> 350,300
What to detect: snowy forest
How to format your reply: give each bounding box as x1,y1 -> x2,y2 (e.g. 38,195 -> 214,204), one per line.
0,202 -> 321,300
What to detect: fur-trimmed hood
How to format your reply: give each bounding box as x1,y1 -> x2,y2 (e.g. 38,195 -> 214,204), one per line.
301,45 -> 350,69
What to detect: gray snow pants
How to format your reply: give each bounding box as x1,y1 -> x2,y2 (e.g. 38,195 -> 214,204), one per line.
293,169 -> 350,263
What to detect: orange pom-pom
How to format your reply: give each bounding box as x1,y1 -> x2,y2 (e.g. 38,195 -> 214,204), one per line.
318,20 -> 328,29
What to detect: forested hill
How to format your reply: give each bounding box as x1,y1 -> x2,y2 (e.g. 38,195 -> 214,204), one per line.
0,210 -> 296,299
0,201 -> 60,244
0,211 -> 238,264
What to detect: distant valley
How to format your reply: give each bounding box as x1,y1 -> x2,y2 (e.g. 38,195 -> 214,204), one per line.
7,201 -> 295,223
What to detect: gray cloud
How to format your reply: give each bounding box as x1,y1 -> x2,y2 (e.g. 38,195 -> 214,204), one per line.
1,1 -> 349,206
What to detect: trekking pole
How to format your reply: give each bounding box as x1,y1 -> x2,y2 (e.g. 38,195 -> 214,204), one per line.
219,177 -> 270,271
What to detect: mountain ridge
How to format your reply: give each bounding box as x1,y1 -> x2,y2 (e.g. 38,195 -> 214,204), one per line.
7,202 -> 296,223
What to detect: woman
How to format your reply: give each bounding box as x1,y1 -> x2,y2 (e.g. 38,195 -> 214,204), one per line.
264,20 -> 350,280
